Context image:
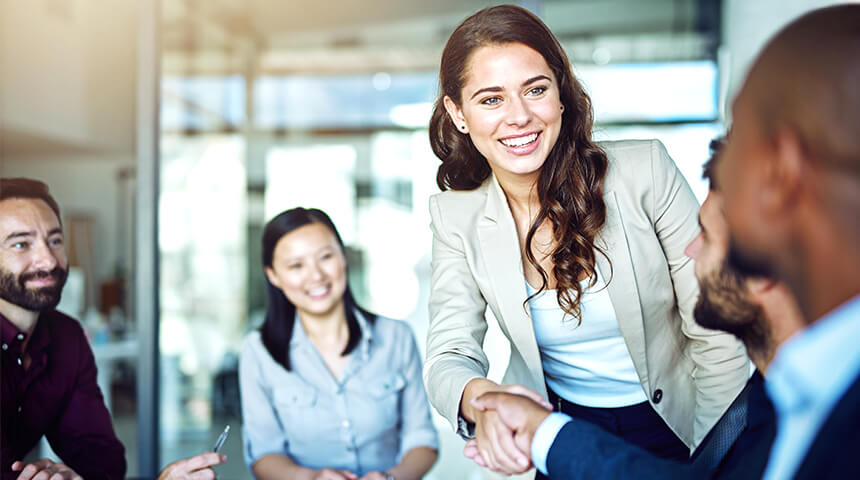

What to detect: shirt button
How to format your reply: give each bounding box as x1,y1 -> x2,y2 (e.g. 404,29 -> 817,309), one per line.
17,357 -> 22,366
16,333 -> 24,340
17,406 -> 22,413
1,343 -> 7,350
652,389 -> 663,404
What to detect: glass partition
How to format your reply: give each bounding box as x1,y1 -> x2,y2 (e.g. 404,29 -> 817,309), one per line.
158,13 -> 723,480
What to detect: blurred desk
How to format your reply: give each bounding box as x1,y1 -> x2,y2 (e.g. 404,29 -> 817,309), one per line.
92,337 -> 139,412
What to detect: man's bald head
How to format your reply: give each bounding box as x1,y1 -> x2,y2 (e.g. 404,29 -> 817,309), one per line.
719,5 -> 860,322
742,4 -> 860,176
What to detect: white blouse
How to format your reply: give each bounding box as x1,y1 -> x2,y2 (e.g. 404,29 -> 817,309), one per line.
528,272 -> 648,408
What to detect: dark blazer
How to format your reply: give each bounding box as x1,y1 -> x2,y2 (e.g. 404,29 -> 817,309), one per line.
793,372 -> 860,479
545,372 -> 775,480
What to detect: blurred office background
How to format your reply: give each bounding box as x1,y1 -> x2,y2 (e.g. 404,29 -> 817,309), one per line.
0,0 -> 851,478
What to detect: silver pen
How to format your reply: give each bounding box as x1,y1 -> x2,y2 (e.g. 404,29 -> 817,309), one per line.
213,425 -> 230,453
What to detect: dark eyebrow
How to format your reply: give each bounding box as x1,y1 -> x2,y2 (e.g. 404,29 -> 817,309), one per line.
3,231 -> 34,243
3,228 -> 63,243
522,75 -> 551,87
470,86 -> 503,101
468,75 -> 552,101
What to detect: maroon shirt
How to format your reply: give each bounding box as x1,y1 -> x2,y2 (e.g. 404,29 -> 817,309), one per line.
1,311 -> 126,479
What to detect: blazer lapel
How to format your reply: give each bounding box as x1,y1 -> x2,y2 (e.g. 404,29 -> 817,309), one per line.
596,190 -> 649,388
476,175 -> 544,381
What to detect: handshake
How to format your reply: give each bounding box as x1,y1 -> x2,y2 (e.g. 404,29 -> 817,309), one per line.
462,383 -> 556,476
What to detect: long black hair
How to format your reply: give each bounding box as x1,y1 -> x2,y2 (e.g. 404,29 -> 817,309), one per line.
260,207 -> 376,371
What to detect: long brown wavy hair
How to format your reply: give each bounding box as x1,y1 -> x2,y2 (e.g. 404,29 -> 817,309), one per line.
429,4 -> 611,321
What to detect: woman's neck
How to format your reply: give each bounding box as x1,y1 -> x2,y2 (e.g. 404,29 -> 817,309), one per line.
298,302 -> 349,349
496,172 -> 541,215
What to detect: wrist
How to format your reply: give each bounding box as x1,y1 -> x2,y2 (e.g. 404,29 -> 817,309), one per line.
461,378 -> 498,421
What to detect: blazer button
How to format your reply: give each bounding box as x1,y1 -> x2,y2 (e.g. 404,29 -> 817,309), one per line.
652,389 -> 663,404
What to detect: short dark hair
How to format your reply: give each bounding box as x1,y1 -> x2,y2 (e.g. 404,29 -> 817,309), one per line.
702,136 -> 726,191
0,178 -> 62,221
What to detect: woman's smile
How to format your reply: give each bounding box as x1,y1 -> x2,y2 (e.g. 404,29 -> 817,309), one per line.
498,131 -> 542,155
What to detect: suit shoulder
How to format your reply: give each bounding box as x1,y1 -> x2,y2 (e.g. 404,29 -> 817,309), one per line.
429,180 -> 490,229
795,371 -> 860,477
598,138 -> 665,168
430,181 -> 489,210
598,139 -> 670,191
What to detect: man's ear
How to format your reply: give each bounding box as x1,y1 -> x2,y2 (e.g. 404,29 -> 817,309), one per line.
443,95 -> 468,133
763,126 -> 806,213
745,277 -> 777,302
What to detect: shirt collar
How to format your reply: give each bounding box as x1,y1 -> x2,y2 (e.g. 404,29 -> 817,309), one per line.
766,294 -> 860,414
0,311 -> 51,354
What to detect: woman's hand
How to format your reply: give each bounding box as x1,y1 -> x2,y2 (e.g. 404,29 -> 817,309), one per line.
311,468 -> 358,480
460,380 -> 552,475
157,452 -> 226,480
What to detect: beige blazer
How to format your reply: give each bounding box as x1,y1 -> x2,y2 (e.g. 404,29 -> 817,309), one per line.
423,139 -> 750,450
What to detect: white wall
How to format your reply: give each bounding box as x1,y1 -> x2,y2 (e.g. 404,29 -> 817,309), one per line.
0,0 -> 137,151
0,0 -> 139,310
720,0 -> 858,120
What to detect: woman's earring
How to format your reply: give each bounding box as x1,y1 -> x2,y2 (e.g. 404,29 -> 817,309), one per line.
460,125 -> 467,131
560,105 -> 565,111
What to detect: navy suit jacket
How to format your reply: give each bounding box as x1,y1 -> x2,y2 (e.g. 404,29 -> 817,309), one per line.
792,372 -> 860,479
545,372 -> 775,479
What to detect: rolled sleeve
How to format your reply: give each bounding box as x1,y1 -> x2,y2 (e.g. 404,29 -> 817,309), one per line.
238,334 -> 289,469
397,328 -> 439,457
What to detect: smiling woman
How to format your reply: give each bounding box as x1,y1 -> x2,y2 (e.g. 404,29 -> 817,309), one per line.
423,5 -> 751,478
238,207 -> 439,480
442,43 -> 562,183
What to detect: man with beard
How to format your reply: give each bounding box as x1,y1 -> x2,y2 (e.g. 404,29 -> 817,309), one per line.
1,178 -> 225,480
461,138 -> 805,479
715,5 -> 860,479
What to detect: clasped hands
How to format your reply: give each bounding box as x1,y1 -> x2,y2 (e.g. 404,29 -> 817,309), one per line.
461,382 -> 555,476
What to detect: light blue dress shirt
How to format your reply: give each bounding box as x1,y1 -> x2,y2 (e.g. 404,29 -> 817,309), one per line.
763,294 -> 860,479
239,311 -> 439,475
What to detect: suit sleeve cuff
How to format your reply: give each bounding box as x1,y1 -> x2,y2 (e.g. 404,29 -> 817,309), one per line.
531,412 -> 572,475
